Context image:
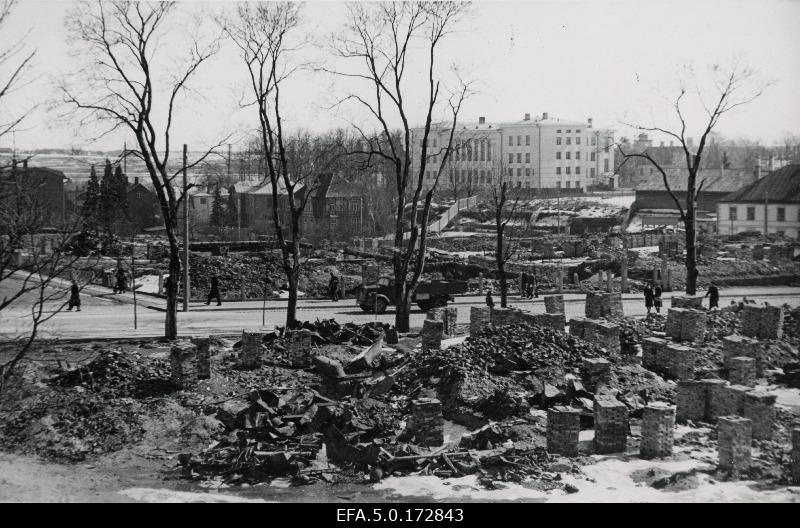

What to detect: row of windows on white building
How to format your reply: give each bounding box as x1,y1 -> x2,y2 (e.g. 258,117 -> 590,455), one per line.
728,206 -> 799,222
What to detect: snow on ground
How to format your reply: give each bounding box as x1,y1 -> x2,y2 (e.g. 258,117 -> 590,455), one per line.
631,246 -> 660,254
119,488 -> 270,503
274,290 -> 306,299
134,274 -> 163,294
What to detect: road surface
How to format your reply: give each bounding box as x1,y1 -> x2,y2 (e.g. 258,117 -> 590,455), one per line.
2,274 -> 800,340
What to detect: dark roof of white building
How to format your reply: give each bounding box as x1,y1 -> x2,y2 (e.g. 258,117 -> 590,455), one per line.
720,164 -> 800,204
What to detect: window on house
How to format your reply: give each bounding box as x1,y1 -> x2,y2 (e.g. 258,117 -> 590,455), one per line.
517,153 -> 522,163
576,166 -> 581,174
590,152 -> 596,161
604,159 -> 609,172
576,137 -> 581,145
566,167 -> 571,175
525,153 -> 530,163
487,143 -> 492,161
747,207 -> 755,221
525,135 -> 530,146
556,137 -> 562,145
525,168 -> 531,177
566,152 -> 571,160
566,129 -> 571,133
508,168 -> 513,177
556,181 -> 561,189
576,151 -> 581,160
729,207 -> 738,221
590,168 -> 596,177
487,171 -> 493,182
566,181 -> 571,188
480,140 -> 485,161
575,181 -> 580,188
556,152 -> 562,160
524,182 -> 530,188
556,167 -> 561,175
566,137 -> 572,145
517,168 -> 522,178
199,198 -> 207,205
517,136 -> 521,146
508,153 -> 514,164
557,129 -> 562,133
777,207 -> 786,222
576,129 -> 581,134
508,136 -> 513,146
479,170 -> 485,183
591,137 -> 597,146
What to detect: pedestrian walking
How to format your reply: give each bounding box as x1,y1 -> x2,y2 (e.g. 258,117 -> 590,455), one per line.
67,280 -> 81,311
520,272 -> 528,297
329,271 -> 340,302
485,289 -> 495,309
206,274 -> 222,306
115,267 -> 127,294
705,283 -> 720,310
653,283 -> 663,314
643,284 -> 654,314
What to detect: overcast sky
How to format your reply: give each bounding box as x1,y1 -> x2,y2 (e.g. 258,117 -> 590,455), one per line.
2,0 -> 799,151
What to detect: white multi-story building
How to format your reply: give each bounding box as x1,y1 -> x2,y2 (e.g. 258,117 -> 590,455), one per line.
410,112 -> 615,192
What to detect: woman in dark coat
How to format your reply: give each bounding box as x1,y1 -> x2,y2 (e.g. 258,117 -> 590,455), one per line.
653,284 -> 663,314
643,284 -> 654,314
67,280 -> 81,311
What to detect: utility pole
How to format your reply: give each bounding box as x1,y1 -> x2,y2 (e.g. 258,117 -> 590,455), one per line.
183,144 -> 189,312
764,191 -> 769,238
131,248 -> 138,329
123,141 -> 127,175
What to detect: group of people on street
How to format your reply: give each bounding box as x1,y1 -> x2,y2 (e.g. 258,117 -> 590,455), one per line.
520,272 -> 538,299
642,281 -> 721,313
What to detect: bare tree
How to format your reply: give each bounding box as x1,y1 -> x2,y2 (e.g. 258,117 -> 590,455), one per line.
0,0 -> 36,158
618,63 -> 768,295
61,1 -> 225,338
327,1 -> 470,331
220,3 -> 343,327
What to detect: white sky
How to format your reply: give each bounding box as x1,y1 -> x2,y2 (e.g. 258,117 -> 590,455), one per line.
2,0 -> 799,151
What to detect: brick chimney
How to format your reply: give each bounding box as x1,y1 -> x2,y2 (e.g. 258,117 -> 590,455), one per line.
134,176 -> 139,185
478,116 -> 485,125
524,113 -> 530,121
542,112 -> 549,120
587,117 -> 593,127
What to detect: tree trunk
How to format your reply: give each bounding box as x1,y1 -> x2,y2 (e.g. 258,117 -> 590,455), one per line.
165,242 -> 180,339
286,267 -> 298,328
394,277 -> 410,332
496,229 -> 508,308
685,203 -> 698,296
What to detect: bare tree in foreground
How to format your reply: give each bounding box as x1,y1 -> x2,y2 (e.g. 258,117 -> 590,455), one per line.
0,0 -> 35,156
329,1 -> 469,331
618,64 -> 767,295
221,2 -> 344,327
62,1 -> 225,338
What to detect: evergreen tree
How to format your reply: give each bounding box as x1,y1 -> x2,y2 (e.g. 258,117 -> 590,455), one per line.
82,165 -> 101,231
113,165 -> 129,221
99,158 -> 115,233
210,184 -> 224,228
224,185 -> 238,228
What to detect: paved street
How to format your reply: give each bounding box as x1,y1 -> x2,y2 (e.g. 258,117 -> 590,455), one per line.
3,274 -> 800,340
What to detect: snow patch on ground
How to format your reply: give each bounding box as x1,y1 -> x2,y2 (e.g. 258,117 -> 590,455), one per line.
134,274 -> 162,294
119,487 -> 269,503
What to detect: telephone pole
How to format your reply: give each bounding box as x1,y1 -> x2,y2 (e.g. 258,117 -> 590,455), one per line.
183,144 -> 190,312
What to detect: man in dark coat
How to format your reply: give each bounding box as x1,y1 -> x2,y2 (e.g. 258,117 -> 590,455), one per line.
115,267 -> 127,294
206,274 -> 222,306
705,283 -> 720,310
329,271 -> 340,302
653,283 -> 663,314
643,284 -> 654,314
485,289 -> 494,309
67,280 -> 81,311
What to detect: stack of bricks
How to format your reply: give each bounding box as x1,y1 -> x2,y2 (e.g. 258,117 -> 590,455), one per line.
664,343 -> 696,380
170,344 -> 198,389
679,309 -> 707,342
665,308 -> 685,339
534,312 -> 566,332
676,380 -> 707,423
708,382 -> 749,421
577,319 -> 621,354
581,358 -> 612,392
594,399 -> 629,454
544,294 -> 565,314
568,317 -> 586,339
728,357 -> 756,387
717,416 -> 752,477
288,329 -> 315,367
426,307 -> 444,322
721,335 -> 763,376
470,306 -> 491,335
642,337 -> 668,372
546,406 -> 581,456
792,427 -> 800,484
740,305 -> 763,338
241,331 -> 264,369
421,318 -> 444,352
490,307 -> 518,327
742,391 -> 777,440
584,292 -> 624,319
443,307 -> 458,335
409,398 -> 444,447
640,403 -> 676,459
192,337 -> 211,380
760,305 -> 784,339
671,296 -> 704,309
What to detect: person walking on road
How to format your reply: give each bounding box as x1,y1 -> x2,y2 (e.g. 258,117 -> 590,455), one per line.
329,271 -> 340,302
643,284 -> 654,314
206,274 -> 222,306
705,283 -> 720,310
485,289 -> 495,309
115,267 -> 127,294
67,280 -> 81,311
653,283 -> 663,314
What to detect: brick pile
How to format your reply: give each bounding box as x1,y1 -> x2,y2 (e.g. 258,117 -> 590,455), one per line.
676,380 -> 706,423
664,343 -> 696,380
546,406 -> 581,456
671,296 -> 704,309
408,398 -> 444,447
192,337 -> 211,379
572,318 -> 621,354
792,427 -> 800,484
490,307 -> 520,327
742,391 -> 777,440
640,403 -> 676,458
170,344 -> 198,389
585,292 -> 624,319
728,356 -> 756,387
568,317 -> 586,339
741,304 -> 784,340
665,308 -> 685,339
444,307 -> 458,335
534,312 -> 566,332
594,399 -> 629,454
680,309 -> 708,342
241,331 -> 264,369
470,306 -> 492,335
581,358 -> 612,392
708,383 -> 749,421
717,415 -> 752,477
421,318 -> 444,352
642,337 -> 668,372
721,335 -> 763,376
544,294 -> 565,314
288,329 -> 316,367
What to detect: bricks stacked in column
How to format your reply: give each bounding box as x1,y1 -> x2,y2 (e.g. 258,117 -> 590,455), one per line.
288,329 -> 315,367
664,343 -> 696,380
170,344 -> 198,388
676,380 -> 706,423
470,306 -> 491,335
585,292 -> 624,319
544,294 -> 564,314
728,356 -> 756,387
665,308 -> 706,342
581,358 -> 612,392
742,391 -> 777,440
594,399 -> 629,453
421,319 -> 444,352
409,398 -> 444,447
740,304 -> 784,339
640,404 -> 676,458
546,406 -> 581,456
571,318 -> 620,354
241,331 -> 264,369
717,416 -> 752,476
721,335 -> 763,376
192,337 -> 211,379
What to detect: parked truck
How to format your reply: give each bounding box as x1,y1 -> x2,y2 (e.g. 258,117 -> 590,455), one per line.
356,276 -> 468,314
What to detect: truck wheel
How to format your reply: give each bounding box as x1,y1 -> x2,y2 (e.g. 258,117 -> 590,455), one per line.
374,297 -> 388,314
417,301 -> 433,312
359,304 -> 373,312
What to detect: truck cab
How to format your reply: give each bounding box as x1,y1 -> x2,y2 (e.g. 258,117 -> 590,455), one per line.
356,276 -> 467,314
